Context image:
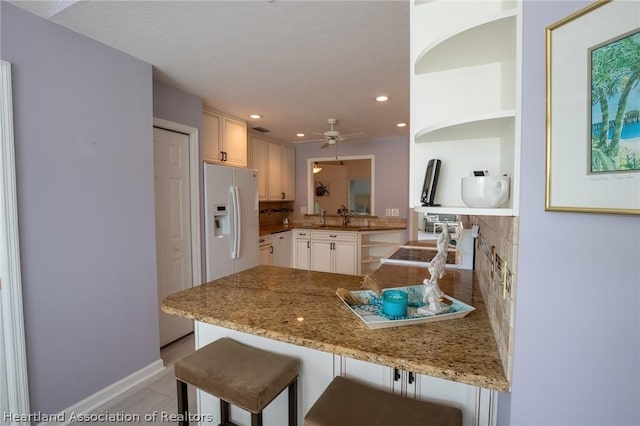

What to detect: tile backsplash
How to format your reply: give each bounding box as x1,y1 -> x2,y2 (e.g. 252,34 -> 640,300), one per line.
471,215 -> 518,381
259,201 -> 294,226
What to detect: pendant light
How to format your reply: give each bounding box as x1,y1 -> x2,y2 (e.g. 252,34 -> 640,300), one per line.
313,162 -> 323,174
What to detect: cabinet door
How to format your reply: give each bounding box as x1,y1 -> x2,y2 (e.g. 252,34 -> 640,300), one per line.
333,241 -> 358,275
293,238 -> 310,270
309,240 -> 332,273
222,116 -> 247,167
250,135 -> 269,200
342,356 -> 393,392
272,231 -> 292,267
283,145 -> 295,200
259,244 -> 272,266
202,110 -> 222,163
268,142 -> 284,200
414,374 -> 495,426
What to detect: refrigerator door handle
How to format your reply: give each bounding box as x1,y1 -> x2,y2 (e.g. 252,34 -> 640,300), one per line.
231,185 -> 241,259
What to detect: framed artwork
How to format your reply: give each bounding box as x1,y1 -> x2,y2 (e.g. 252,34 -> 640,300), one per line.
546,0 -> 640,215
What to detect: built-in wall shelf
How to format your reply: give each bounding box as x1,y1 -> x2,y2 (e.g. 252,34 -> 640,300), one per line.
414,206 -> 515,217
414,9 -> 516,74
415,109 -> 515,143
361,257 -> 385,264
410,0 -> 521,217
361,242 -> 401,249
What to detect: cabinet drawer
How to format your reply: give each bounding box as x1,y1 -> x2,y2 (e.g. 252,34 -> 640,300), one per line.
294,230 -> 311,239
259,235 -> 272,246
310,231 -> 357,241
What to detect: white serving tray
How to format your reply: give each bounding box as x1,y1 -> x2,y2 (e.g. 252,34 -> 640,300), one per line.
337,284 -> 475,330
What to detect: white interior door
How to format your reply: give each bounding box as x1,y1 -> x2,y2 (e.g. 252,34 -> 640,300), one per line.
154,127 -> 194,347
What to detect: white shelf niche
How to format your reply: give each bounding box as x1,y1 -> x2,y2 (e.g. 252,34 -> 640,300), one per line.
412,60 -> 515,132
413,1 -> 515,51
413,205 -> 515,216
414,9 -> 516,73
409,0 -> 520,217
415,109 -> 515,143
411,126 -> 515,211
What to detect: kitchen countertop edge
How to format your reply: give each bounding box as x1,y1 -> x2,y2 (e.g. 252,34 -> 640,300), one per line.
162,265 -> 509,392
260,224 -> 407,236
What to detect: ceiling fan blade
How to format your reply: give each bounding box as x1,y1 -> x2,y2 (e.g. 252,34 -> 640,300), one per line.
320,142 -> 330,149
341,132 -> 367,140
293,137 -> 324,143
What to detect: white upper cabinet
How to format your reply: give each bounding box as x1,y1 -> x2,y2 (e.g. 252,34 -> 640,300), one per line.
202,109 -> 222,163
249,133 -> 295,201
410,0 -> 521,216
268,142 -> 285,200
283,145 -> 296,202
250,134 -> 269,200
202,108 -> 248,167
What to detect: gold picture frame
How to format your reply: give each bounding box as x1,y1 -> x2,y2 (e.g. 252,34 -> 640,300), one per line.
546,0 -> 640,215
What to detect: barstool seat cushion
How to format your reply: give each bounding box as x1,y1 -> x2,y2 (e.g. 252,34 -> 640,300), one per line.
175,337 -> 298,414
305,376 -> 462,426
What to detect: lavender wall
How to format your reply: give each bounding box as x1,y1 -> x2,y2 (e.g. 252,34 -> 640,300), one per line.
294,136 -> 409,218
501,2 -> 640,424
1,3 -> 160,414
153,79 -> 203,131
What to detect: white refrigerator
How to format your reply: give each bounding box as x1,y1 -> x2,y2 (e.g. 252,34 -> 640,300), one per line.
204,163 -> 259,282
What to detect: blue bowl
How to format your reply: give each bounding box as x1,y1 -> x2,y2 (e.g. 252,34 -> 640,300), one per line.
382,290 -> 408,317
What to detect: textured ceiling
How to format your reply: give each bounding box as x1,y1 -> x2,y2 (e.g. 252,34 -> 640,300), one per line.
11,0 -> 409,143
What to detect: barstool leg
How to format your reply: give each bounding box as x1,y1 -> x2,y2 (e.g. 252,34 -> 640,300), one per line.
176,380 -> 189,426
288,378 -> 297,426
251,412 -> 263,426
220,399 -> 231,424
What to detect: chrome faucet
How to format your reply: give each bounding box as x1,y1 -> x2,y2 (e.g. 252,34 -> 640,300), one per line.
340,205 -> 350,227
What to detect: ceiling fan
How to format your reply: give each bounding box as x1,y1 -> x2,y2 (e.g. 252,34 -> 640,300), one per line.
297,118 -> 366,149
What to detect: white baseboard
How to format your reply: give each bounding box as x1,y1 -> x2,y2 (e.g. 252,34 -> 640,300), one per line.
38,359 -> 165,426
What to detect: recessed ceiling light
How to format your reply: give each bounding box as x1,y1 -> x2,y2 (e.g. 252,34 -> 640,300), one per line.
296,133 -> 305,137
397,122 -> 407,127
375,95 -> 389,102
250,114 -> 262,119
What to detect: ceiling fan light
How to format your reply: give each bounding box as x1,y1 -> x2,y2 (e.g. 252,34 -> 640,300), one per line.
313,162 -> 323,174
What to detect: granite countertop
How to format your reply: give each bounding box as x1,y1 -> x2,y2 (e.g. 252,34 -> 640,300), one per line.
259,224 -> 406,236
162,264 -> 509,392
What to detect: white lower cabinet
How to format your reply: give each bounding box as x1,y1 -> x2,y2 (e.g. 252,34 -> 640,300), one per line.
412,373 -> 497,426
341,354 -> 393,391
271,231 -> 292,267
293,229 -> 405,276
294,230 -> 358,275
308,231 -> 358,275
195,322 -> 497,426
293,230 -> 311,270
259,235 -> 272,266
341,356 -> 497,426
195,322 -> 334,426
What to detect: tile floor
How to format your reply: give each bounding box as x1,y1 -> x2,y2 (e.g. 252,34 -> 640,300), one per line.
68,333 -> 197,425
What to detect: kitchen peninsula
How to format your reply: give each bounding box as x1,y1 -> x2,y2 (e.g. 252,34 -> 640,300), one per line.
162,264 -> 508,425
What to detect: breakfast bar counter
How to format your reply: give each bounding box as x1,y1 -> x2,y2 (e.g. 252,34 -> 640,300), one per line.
162,264 -> 509,392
